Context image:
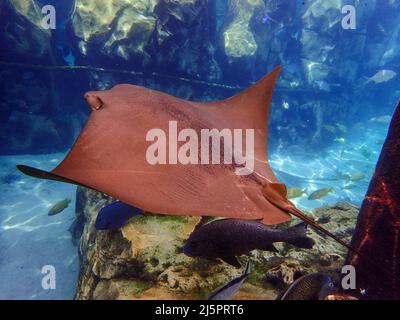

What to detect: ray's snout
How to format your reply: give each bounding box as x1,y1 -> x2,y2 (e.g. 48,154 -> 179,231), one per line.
84,93 -> 103,111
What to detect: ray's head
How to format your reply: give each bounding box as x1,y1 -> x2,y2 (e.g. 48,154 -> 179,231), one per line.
84,92 -> 103,111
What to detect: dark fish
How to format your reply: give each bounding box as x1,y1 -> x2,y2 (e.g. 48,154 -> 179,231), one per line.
183,219 -> 314,267
48,198 -> 71,216
276,273 -> 334,300
95,201 -> 142,230
208,261 -> 251,300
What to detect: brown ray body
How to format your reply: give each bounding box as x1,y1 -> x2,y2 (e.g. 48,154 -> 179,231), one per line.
19,66 -> 293,224
17,66 -> 358,246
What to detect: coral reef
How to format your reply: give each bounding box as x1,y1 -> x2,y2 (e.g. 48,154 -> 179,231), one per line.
74,187 -> 357,299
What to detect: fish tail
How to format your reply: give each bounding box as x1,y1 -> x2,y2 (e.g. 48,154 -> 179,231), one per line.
243,260 -> 251,277
285,222 -> 315,249
288,207 -> 353,250
262,183 -> 346,248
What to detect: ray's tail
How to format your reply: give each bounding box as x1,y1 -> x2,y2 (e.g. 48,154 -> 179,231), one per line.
262,182 -> 400,289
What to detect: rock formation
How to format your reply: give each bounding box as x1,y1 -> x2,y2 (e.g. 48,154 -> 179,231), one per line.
73,186 -> 358,300
345,101 -> 400,300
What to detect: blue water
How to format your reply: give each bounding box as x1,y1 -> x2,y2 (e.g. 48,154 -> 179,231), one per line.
0,0 -> 398,299
0,154 -> 78,299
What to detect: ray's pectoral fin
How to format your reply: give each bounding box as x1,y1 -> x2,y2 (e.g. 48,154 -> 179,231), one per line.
221,256 -> 241,268
262,183 -> 289,208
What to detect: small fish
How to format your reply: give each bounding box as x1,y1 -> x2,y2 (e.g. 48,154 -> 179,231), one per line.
342,184 -> 357,190
208,261 -> 251,300
276,273 -> 334,300
334,137 -> 347,144
346,173 -> 365,182
364,69 -> 397,85
287,188 -> 307,199
48,198 -> 71,216
308,188 -> 334,200
95,201 -> 142,230
183,220 -> 314,268
339,148 -> 345,158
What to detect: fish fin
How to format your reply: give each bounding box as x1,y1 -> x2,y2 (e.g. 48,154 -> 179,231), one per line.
286,222 -> 315,249
212,66 -> 282,171
95,200 -> 141,230
262,243 -> 280,253
274,288 -> 286,300
221,256 -> 241,268
243,260 -> 251,276
293,271 -> 304,281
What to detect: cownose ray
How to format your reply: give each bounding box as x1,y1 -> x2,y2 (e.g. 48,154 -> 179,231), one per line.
16,66 -> 355,250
